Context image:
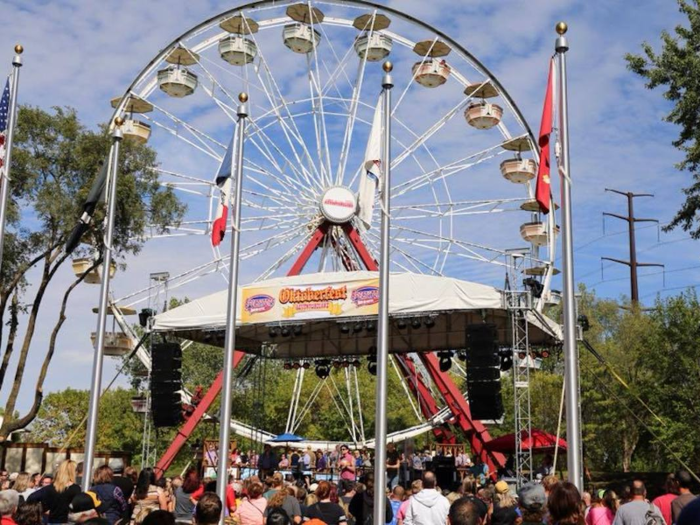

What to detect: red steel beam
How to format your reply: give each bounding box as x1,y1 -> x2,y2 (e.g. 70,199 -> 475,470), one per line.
342,223 -> 378,271
288,223 -> 329,276
419,352 -> 505,473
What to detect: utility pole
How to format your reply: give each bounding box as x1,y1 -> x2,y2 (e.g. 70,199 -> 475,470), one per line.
601,189 -> 663,304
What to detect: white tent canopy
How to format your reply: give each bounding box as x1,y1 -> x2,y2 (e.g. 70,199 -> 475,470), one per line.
152,271 -> 561,358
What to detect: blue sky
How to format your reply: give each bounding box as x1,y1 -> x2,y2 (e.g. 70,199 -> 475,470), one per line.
0,0 -> 696,414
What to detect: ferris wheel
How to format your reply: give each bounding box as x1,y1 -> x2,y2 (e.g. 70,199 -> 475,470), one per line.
106,0 -> 557,453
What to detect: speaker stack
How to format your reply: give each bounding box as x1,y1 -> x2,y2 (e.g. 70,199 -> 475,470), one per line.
465,324 -> 504,421
150,342 -> 183,427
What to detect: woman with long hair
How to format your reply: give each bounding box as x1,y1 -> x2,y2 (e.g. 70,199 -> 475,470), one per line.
491,481 -> 518,525
173,468 -> 201,524
90,465 -> 129,525
27,460 -> 81,524
548,482 -> 585,525
585,490 -> 616,525
233,481 -> 267,525
266,486 -> 301,524
131,468 -> 168,524
13,473 -> 34,502
15,502 -> 43,525
306,481 -> 347,525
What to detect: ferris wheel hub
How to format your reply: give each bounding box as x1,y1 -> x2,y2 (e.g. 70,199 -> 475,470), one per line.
319,186 -> 357,224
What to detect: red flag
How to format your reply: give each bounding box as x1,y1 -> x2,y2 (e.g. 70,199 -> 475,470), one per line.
536,59 -> 554,214
211,177 -> 231,247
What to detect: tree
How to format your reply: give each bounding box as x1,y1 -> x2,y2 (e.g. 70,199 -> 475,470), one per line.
0,106 -> 185,440
625,0 -> 700,237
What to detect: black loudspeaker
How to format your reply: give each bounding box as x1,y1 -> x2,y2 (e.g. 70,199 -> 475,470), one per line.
465,324 -> 504,421
433,456 -> 457,491
150,342 -> 183,427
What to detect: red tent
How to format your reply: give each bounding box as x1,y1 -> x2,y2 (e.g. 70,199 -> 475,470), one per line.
483,429 -> 567,454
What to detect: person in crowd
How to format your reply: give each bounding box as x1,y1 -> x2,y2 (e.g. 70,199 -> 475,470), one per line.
112,466 -> 135,505
234,481 -> 267,525
396,479 -> 422,525
677,495 -> 700,525
266,484 -> 301,524
267,507 -> 292,525
671,470 -> 695,524
582,492 -> 592,519
304,448 -> 315,472
402,471 -> 449,525
548,482 -> 585,525
28,459 -> 82,524
388,486 -> 404,525
612,480 -> 664,525
348,472 -> 392,525
586,490 -> 616,525
89,466 -> 128,525
536,455 -> 554,478
279,454 -> 290,470
386,443 -> 401,490
490,481 -> 518,525
12,473 -> 34,503
39,476 -> 52,488
194,493 -> 222,525
315,451 -> 327,473
264,473 -> 285,500
259,445 -> 278,480
173,468 -> 201,524
516,482 -> 546,525
0,490 -> 18,525
68,491 -> 107,525
305,481 -> 346,525
30,475 -> 41,490
131,467 -> 169,524
448,497 -> 482,525
339,446 -> 356,484
653,475 -> 678,525
399,454 -> 411,489
15,501 -> 43,525
469,459 -> 488,486
411,453 -> 424,483
142,510 -> 175,525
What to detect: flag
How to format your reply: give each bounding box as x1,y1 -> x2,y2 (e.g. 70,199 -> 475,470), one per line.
358,92 -> 383,229
0,79 -> 11,174
211,127 -> 237,247
536,59 -> 554,214
65,161 -> 108,254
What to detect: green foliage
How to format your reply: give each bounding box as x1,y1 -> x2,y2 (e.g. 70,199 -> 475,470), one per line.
625,0 -> 700,237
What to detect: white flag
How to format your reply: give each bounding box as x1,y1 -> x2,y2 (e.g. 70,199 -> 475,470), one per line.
211,126 -> 237,247
358,92 -> 384,229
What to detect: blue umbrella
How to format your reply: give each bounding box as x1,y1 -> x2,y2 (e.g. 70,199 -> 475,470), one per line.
268,432 -> 305,443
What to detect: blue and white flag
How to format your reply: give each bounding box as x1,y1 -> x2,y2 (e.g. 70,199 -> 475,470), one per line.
358,92 -> 383,229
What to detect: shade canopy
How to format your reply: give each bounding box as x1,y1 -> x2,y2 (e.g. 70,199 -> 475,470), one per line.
484,429 -> 568,454
150,271 -> 561,359
268,432 -> 305,443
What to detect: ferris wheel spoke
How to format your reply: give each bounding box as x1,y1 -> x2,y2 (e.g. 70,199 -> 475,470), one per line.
239,223 -> 309,260
255,232 -> 314,282
244,156 -> 318,205
365,231 -> 437,275
391,37 -> 439,116
244,171 -> 315,209
142,114 -> 222,161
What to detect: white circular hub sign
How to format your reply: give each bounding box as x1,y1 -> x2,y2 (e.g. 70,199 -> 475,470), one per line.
319,186 -> 357,223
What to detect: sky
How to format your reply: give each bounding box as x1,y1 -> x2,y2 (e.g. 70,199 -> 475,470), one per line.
0,0 -> 696,417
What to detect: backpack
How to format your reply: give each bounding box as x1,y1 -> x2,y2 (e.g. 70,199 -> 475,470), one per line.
645,503 -> 662,525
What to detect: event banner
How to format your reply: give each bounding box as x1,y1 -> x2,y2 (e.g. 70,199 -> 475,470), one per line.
241,278 -> 379,323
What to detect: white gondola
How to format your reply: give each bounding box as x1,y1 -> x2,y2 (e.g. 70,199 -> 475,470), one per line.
520,221 -> 549,246
219,35 -> 258,66
354,32 -> 392,62
157,66 -> 198,98
72,258 -> 117,285
122,119 -> 151,144
283,23 -> 321,54
90,331 -> 134,357
465,102 -> 503,130
500,158 -> 536,184
412,59 -> 451,88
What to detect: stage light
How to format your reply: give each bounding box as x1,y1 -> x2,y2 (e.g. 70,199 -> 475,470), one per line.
523,277 -> 544,299
340,324 -> 350,334
367,356 -> 377,376
342,360 -> 350,368
411,318 -> 422,329
139,308 -> 154,328
283,362 -> 292,370
457,351 -> 467,361
438,352 -> 452,372
518,351 -> 527,360
424,317 -> 435,328
397,319 -> 407,329
353,322 -> 364,334
500,355 -> 513,372
365,321 -> 376,332
302,361 -> 311,369
541,349 -> 550,359
332,360 -> 342,369
292,362 -> 301,370
281,326 -> 291,337
315,364 -> 330,379
293,325 -> 303,336
269,326 -> 279,338
578,314 -> 590,332
352,359 -> 361,368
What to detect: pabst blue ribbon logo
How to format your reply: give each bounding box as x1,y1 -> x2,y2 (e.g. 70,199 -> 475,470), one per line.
351,286 -> 379,307
245,294 -> 275,314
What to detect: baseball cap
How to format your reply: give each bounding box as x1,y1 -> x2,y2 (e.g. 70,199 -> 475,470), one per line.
70,492 -> 103,513
495,480 -> 509,494
309,483 -> 319,492
518,482 -> 546,511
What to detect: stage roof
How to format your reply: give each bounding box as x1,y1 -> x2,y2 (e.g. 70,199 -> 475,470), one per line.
151,271 -> 561,358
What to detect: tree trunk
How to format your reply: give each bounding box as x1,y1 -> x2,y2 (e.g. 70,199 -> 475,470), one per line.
0,293 -> 20,391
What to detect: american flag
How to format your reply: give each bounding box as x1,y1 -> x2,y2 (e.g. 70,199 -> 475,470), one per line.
0,79 -> 10,171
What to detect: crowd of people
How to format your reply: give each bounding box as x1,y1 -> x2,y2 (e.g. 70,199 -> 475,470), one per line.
0,456 -> 696,525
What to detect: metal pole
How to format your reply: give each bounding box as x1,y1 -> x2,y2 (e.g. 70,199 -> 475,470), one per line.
0,45 -> 24,272
627,194 -> 639,303
373,61 -> 393,524
555,22 -> 583,490
217,93 -> 248,512
83,119 -> 123,491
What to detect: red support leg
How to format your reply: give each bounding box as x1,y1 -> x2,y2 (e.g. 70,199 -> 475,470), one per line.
288,223 -> 329,276
419,353 -> 505,474
154,350 -> 246,478
342,223 -> 378,271
394,355 -> 456,444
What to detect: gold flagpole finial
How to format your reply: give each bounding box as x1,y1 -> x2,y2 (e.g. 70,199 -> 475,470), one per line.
555,22 -> 568,35
383,61 -> 393,73
238,92 -> 248,103
114,116 -> 125,127
14,44 -> 23,54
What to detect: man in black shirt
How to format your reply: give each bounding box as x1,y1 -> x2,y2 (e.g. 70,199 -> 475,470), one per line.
386,443 -> 400,490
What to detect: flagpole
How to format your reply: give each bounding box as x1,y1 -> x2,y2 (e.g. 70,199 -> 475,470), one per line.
82,118 -> 123,491
0,45 -> 24,272
555,22 -> 583,490
216,92 -> 248,515
373,61 -> 393,524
